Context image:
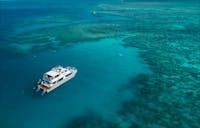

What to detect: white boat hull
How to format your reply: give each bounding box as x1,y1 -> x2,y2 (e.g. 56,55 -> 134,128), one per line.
37,68 -> 77,94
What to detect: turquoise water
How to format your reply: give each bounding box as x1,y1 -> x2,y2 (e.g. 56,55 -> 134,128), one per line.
1,1 -> 200,128
0,38 -> 149,128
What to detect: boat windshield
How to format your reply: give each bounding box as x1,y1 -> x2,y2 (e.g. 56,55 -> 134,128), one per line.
45,74 -> 53,80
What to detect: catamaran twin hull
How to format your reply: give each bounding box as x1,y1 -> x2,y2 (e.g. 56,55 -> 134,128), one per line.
35,66 -> 77,95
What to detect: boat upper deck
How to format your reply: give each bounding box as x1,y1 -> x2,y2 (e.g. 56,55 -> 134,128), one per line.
43,66 -> 76,84
37,66 -> 77,93
45,66 -> 66,76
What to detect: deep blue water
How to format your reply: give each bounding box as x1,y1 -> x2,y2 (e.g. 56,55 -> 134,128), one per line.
0,2 -> 151,128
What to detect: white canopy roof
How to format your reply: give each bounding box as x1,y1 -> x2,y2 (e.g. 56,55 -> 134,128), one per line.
45,70 -> 59,77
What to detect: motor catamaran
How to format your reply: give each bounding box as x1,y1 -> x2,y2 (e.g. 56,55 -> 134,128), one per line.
35,66 -> 77,95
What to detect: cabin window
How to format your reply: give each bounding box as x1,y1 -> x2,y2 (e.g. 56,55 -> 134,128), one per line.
58,78 -> 63,82
43,80 -> 50,84
45,75 -> 53,80
55,74 -> 59,78
65,73 -> 72,77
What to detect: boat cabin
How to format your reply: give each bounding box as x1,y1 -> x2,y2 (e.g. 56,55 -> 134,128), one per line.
42,66 -> 72,87
36,65 -> 77,94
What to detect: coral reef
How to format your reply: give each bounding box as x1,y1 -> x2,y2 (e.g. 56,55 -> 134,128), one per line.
118,31 -> 200,128
3,21 -> 132,55
3,1 -> 199,57
66,2 -> 200,128
1,2 -> 200,127
66,113 -> 119,128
